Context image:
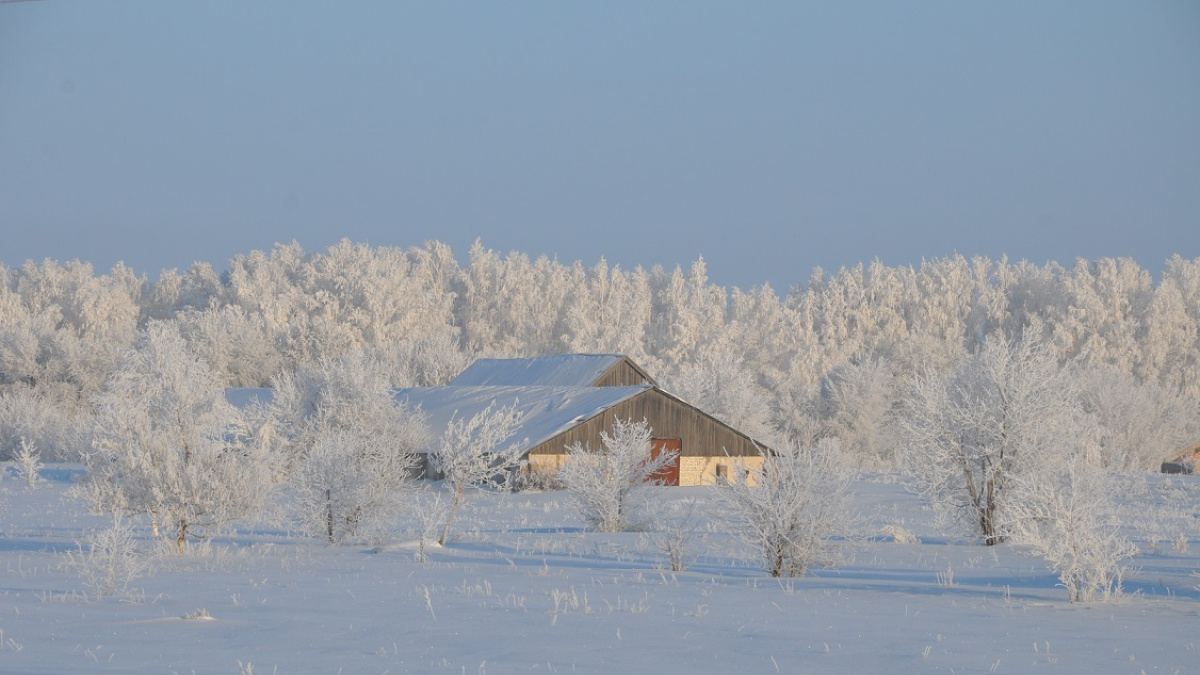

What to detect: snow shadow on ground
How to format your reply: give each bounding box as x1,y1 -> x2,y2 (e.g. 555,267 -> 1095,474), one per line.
0,535 -> 78,554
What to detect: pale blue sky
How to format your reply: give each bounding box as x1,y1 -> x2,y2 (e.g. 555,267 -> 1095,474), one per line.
1,1 -> 1197,290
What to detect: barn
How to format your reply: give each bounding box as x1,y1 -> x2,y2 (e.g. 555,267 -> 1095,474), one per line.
226,355 -> 769,486
1162,441 -> 1200,474
401,354 -> 768,486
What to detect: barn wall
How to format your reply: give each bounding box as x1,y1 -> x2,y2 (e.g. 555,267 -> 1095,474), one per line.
529,446 -> 764,487
528,390 -> 762,457
528,453 -> 568,476
525,389 -> 766,486
690,456 -> 765,486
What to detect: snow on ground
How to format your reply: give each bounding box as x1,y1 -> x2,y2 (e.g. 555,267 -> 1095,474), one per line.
1,467 -> 1198,674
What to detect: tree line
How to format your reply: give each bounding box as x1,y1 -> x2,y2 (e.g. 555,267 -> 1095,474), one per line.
1,239 -> 1198,471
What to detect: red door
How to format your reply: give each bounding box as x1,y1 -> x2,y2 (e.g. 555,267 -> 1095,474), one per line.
648,438 -> 681,486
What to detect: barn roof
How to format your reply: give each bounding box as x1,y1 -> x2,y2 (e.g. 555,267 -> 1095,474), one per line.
393,385 -> 651,455
448,354 -> 655,387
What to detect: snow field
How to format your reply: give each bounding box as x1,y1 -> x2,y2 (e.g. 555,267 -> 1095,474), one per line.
0,467 -> 1198,674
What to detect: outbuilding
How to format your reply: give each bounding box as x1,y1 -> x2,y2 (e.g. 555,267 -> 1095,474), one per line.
227,355 -> 770,486
396,379 -> 766,486
1162,441 -> 1200,474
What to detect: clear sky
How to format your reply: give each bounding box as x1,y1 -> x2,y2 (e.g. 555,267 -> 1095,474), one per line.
1,1 -> 1197,290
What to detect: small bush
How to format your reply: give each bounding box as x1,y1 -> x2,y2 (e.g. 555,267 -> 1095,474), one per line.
561,418 -> 676,533
719,439 -> 854,577
61,517 -> 151,600
652,498 -> 703,572
11,437 -> 43,490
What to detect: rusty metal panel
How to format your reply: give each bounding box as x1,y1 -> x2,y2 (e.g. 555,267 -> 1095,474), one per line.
649,438 -> 681,486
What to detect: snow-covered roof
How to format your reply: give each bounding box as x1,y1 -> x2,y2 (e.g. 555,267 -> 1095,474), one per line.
226,383 -> 660,456
448,354 -> 632,387
394,385 -> 650,455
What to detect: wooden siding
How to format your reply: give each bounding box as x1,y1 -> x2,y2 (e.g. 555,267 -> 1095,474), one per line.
592,357 -> 659,388
525,388 -> 764,458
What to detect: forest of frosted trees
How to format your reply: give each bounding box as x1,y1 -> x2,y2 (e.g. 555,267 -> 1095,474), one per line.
1,239 -> 1198,473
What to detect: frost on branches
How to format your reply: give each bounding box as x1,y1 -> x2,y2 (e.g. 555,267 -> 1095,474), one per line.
272,350 -> 429,544
429,400 -> 524,545
60,516 -> 150,601
1007,452 -> 1138,603
12,436 -> 43,490
560,417 -> 677,533
81,322 -> 274,553
719,439 -> 854,578
897,330 -> 1090,545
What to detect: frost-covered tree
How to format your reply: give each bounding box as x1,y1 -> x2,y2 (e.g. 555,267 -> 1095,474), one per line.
82,322 -> 274,553
560,417 -> 677,533
1055,257 -> 1152,372
273,349 -> 410,458
1006,451 -> 1138,602
291,427 -> 425,543
406,487 -> 451,563
429,400 -> 524,545
725,283 -> 790,377
897,330 -> 1091,545
224,240 -> 461,368
818,357 -> 900,468
224,241 -> 359,364
272,349 -> 429,543
1078,365 -> 1199,471
142,261 -> 224,320
458,242 -> 573,357
651,498 -> 703,572
371,334 -> 469,388
718,438 -> 854,577
804,263 -> 871,366
906,256 -> 974,358
60,515 -> 150,601
0,300 -> 60,389
1146,255 -> 1200,398
0,259 -> 142,410
563,259 -> 654,364
5,241 -> 1200,513
648,258 -> 727,372
0,387 -> 91,462
12,436 -> 43,490
176,305 -> 281,387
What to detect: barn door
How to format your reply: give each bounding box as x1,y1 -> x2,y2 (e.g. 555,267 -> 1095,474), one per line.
648,438 -> 681,486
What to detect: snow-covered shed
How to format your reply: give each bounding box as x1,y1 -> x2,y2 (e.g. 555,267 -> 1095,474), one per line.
225,355 -> 767,486
1162,441 -> 1200,474
448,354 -> 657,388
395,382 -> 765,486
